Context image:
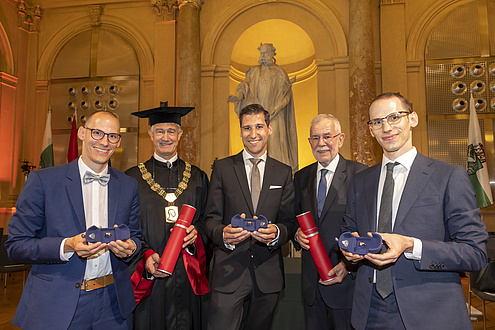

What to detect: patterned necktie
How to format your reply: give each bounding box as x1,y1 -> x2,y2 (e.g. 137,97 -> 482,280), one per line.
317,169 -> 329,218
250,158 -> 261,212
376,162 -> 398,299
83,171 -> 110,186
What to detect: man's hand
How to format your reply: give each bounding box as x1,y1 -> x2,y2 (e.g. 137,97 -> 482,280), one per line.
364,232 -> 414,266
295,228 -> 310,250
341,232 -> 366,263
251,224 -> 277,245
108,238 -> 136,258
64,232 -> 107,258
145,252 -> 170,278
319,261 -> 348,286
223,224 -> 250,246
182,225 -> 197,248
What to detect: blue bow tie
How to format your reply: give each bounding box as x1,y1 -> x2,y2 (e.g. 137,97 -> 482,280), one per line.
83,172 -> 110,186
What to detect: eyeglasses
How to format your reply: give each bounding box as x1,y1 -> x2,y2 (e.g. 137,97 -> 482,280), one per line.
308,133 -> 341,144
367,111 -> 410,130
85,128 -> 121,144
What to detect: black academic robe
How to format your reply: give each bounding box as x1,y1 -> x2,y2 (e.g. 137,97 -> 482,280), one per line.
126,157 -> 209,330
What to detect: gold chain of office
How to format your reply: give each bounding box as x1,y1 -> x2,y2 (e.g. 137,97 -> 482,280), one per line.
138,162 -> 191,206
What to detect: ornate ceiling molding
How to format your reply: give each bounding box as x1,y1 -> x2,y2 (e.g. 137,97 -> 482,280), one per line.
16,0 -> 43,32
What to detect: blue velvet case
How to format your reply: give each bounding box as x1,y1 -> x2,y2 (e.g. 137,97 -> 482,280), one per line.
338,232 -> 383,255
231,214 -> 269,232
85,224 -> 131,243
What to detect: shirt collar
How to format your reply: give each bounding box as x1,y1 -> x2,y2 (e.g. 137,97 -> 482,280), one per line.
153,152 -> 178,164
317,153 -> 340,173
381,147 -> 417,172
243,149 -> 267,162
78,157 -> 108,178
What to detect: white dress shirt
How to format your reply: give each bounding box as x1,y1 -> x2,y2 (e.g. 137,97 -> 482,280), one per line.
316,153 -> 340,198
59,157 -> 113,280
373,148 -> 422,281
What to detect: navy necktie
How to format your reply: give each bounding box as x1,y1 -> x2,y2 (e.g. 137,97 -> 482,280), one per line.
83,171 -> 110,186
317,169 -> 328,218
376,162 -> 398,299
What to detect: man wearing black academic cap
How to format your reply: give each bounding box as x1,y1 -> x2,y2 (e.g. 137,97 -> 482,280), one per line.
126,102 -> 209,330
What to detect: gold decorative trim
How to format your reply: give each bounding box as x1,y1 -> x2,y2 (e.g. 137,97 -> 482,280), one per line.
380,0 -> 406,5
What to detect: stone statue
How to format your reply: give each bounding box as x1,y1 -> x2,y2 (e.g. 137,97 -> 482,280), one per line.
228,43 -> 298,172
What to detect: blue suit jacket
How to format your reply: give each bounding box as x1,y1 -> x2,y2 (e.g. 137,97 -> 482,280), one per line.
343,153 -> 488,330
6,160 -> 142,330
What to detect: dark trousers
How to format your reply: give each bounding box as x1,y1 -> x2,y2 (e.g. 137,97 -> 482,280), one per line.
365,284 -> 405,330
207,268 -> 279,330
304,286 -> 352,330
68,283 -> 132,330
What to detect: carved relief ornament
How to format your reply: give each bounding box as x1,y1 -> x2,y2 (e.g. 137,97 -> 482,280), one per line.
16,0 -> 42,32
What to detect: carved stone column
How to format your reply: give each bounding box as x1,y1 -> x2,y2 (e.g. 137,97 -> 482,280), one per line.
349,0 -> 379,166
177,0 -> 201,165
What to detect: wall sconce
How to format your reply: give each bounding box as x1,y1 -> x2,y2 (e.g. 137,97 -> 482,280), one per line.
68,101 -> 76,110
488,63 -> 495,76
469,64 -> 484,77
108,99 -> 119,109
474,98 -> 486,111
490,98 -> 495,111
94,100 -> 104,109
68,87 -> 77,96
81,87 -> 90,95
452,98 -> 467,112
489,80 -> 495,93
470,80 -> 485,94
450,65 -> 465,78
109,85 -> 119,94
95,85 -> 105,95
80,101 -> 90,110
451,82 -> 466,95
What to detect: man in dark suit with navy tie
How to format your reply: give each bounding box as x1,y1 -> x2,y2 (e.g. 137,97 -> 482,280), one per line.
6,110 -> 141,330
294,114 -> 366,329
205,103 -> 295,330
342,92 -> 488,329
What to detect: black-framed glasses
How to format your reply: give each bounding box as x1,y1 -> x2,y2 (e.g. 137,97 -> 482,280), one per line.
308,133 -> 341,144
85,128 -> 121,144
367,111 -> 410,130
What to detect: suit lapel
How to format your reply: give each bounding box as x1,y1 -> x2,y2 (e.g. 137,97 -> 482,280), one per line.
66,161 -> 86,232
394,154 -> 434,231
233,152 -> 254,214
320,157 -> 346,221
365,165 -> 381,232
257,156 -> 275,213
108,167 -> 120,226
300,163 -> 318,219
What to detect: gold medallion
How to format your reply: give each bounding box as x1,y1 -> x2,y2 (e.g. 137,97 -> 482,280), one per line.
165,192 -> 177,203
165,206 -> 179,223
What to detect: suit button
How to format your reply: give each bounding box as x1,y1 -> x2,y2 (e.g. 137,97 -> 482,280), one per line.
75,283 -> 80,288
368,277 -> 372,283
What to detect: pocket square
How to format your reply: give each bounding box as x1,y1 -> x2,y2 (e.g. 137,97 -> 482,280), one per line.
269,185 -> 282,189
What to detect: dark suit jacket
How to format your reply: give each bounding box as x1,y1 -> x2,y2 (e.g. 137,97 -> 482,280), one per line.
6,160 -> 142,330
342,153 -> 488,330
204,151 -> 295,294
294,155 -> 366,309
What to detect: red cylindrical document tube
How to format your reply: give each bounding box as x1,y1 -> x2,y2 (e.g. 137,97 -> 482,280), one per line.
297,211 -> 335,282
157,204 -> 196,275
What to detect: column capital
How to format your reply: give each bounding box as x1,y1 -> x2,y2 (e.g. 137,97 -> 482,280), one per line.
380,0 -> 406,5
16,0 -> 42,32
178,0 -> 202,9
150,0 -> 179,21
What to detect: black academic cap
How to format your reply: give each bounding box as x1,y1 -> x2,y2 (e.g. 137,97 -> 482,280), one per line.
131,101 -> 194,126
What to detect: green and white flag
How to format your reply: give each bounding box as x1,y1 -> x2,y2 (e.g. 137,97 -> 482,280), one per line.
467,95 -> 493,208
39,108 -> 54,169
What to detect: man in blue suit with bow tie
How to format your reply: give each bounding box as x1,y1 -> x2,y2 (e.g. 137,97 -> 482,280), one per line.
6,110 -> 141,330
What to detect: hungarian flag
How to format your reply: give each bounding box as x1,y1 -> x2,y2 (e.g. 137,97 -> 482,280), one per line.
467,95 -> 493,208
39,108 -> 54,168
68,111 -> 78,163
